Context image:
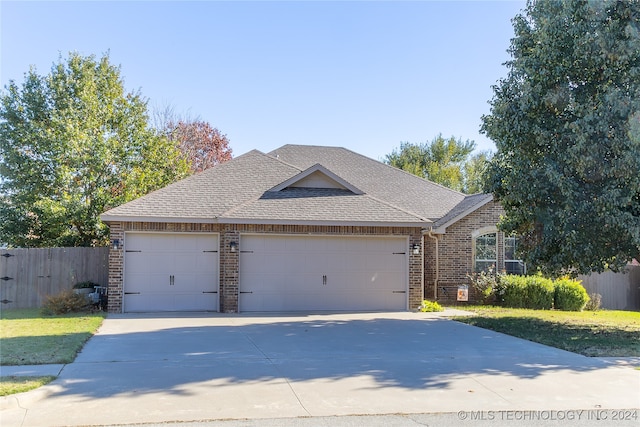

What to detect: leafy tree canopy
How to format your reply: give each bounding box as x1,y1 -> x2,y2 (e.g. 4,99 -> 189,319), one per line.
0,52 -> 190,247
384,135 -> 489,194
481,0 -> 640,275
153,107 -> 232,173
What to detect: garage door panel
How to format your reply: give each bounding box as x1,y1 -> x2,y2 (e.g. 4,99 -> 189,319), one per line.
240,235 -> 407,312
173,293 -> 217,311
125,274 -> 170,292
193,254 -> 218,273
124,233 -> 219,312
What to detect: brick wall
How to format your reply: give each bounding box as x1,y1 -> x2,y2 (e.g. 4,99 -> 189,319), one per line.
106,222 -> 124,313
105,222 -> 423,313
424,201 -> 506,305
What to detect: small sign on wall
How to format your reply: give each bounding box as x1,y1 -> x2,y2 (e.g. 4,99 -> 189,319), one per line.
457,285 -> 469,302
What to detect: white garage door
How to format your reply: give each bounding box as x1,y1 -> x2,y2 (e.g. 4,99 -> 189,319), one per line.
124,233 -> 219,312
239,235 -> 408,312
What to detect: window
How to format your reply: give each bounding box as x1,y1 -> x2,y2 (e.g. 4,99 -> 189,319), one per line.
505,236 -> 526,275
474,233 -> 496,272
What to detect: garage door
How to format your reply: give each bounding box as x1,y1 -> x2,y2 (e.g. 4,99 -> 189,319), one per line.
239,235 -> 408,311
124,233 -> 219,312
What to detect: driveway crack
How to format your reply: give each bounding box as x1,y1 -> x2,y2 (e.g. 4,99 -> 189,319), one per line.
242,332 -> 312,416
469,375 -> 513,405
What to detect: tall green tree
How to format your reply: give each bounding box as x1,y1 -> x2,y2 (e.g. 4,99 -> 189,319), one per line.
0,52 -> 190,247
384,135 -> 486,193
481,0 -> 640,275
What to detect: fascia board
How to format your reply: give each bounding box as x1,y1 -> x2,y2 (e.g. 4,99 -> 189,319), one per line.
433,195 -> 494,233
218,217 -> 430,228
100,215 -> 218,224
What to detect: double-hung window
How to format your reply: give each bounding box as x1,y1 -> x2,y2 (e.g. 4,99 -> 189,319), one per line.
505,236 -> 526,275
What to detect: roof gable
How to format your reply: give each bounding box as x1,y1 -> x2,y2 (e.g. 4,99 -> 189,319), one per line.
268,145 -> 467,220
269,164 -> 364,195
431,193 -> 494,233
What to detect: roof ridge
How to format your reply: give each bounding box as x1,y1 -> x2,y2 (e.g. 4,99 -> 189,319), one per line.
293,144 -> 468,198
362,193 -> 431,223
263,148 -> 306,171
218,152 -> 302,218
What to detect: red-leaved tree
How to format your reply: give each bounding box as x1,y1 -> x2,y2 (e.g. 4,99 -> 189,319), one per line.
169,120 -> 232,173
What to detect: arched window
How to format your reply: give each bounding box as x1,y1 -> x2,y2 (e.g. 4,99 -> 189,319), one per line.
474,232 -> 497,272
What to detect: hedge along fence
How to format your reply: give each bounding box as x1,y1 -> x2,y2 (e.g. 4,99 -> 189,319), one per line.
0,247 -> 109,309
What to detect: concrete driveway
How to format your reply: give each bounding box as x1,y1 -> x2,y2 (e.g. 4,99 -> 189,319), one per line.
2,311 -> 639,426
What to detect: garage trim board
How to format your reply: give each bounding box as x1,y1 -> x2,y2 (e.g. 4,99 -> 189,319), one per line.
239,234 -> 409,312
123,232 -> 220,312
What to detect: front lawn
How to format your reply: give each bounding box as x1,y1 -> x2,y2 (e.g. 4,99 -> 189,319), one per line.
0,308 -> 105,365
455,306 -> 640,357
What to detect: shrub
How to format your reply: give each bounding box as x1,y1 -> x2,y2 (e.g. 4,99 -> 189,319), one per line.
42,290 -> 92,315
467,266 -> 501,304
525,276 -> 554,309
554,278 -> 590,311
500,275 -> 528,308
419,300 -> 444,312
585,293 -> 602,311
500,275 -> 554,309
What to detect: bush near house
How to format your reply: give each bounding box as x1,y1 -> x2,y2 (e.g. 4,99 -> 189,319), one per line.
500,275 -> 555,309
471,273 -> 590,311
554,278 -> 590,311
525,276 -> 555,309
419,300 -> 444,312
41,290 -> 92,315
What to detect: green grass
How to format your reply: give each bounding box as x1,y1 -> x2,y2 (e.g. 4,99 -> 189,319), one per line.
456,306 -> 640,357
0,308 -> 105,365
0,376 -> 56,396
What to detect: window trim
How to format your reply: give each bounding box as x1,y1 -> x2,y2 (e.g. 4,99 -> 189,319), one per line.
472,226 -> 498,273
504,235 -> 526,275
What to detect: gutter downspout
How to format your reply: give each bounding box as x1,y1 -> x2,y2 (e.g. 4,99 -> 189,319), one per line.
425,228 -> 440,301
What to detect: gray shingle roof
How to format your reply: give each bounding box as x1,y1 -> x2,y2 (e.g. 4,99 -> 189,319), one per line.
101,144 -> 488,227
269,145 -> 467,220
101,150 -> 300,221
222,188 -> 427,224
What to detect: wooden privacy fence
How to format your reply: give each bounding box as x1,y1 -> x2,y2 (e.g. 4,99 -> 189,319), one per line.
579,264 -> 640,311
0,247 -> 109,309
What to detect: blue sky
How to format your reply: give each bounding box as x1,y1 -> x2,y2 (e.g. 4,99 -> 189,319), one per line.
1,0 -> 526,161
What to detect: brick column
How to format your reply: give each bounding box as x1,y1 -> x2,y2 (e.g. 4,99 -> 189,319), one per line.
220,226 -> 239,312
408,231 -> 424,310
107,222 -> 124,313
